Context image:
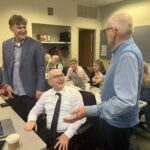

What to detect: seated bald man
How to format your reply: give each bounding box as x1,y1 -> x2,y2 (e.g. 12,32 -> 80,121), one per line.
24,69 -> 86,150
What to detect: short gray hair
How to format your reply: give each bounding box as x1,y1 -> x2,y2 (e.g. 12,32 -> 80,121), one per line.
9,14 -> 27,27
108,13 -> 133,37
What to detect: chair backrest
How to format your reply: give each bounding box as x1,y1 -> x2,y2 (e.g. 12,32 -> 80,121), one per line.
82,66 -> 92,79
62,67 -> 69,76
79,90 -> 96,106
140,85 -> 150,102
77,90 -> 98,149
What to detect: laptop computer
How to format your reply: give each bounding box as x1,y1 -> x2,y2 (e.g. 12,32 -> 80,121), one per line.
0,119 -> 15,139
72,76 -> 85,89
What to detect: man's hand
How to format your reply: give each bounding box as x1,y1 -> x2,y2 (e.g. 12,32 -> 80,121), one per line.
24,120 -> 37,132
54,134 -> 69,150
64,106 -> 86,123
5,85 -> 14,99
36,90 -> 43,100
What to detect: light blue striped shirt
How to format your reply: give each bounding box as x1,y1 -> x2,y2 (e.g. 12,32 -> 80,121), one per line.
13,42 -> 26,95
86,53 -> 138,116
86,38 -> 143,128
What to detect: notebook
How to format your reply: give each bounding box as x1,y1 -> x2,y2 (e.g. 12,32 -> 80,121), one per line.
0,119 -> 15,139
72,76 -> 85,89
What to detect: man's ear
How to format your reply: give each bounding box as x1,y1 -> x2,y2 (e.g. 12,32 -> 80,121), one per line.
9,26 -> 13,32
48,79 -> 52,86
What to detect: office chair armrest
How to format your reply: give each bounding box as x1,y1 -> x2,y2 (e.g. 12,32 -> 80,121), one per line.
77,120 -> 95,134
36,113 -> 47,131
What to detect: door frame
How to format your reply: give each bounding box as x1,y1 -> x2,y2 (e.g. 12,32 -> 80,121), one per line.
78,28 -> 96,66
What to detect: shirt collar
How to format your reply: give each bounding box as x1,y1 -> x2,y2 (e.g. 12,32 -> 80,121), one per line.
112,38 -> 133,54
12,38 -> 24,47
51,86 -> 66,95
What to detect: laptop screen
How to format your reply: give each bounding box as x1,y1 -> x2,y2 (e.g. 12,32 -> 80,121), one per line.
72,76 -> 85,89
0,119 -> 15,139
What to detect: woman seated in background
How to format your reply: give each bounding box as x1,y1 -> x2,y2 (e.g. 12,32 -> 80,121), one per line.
90,59 -> 106,87
45,53 -> 51,73
143,62 -> 150,86
49,55 -> 63,70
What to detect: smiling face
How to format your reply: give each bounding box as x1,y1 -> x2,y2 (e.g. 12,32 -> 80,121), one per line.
48,69 -> 65,91
10,24 -> 27,42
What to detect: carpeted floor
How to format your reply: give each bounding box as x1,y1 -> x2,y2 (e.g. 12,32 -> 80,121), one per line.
136,126 -> 150,150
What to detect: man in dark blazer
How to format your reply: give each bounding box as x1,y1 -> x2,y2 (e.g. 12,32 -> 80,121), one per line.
2,14 -> 45,121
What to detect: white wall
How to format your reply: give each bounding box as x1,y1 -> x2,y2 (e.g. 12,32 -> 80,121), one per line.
99,0 -> 150,68
2,0 -> 150,67
0,0 -> 101,65
101,0 -> 150,27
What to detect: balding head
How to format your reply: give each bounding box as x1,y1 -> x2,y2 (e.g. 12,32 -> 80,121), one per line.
107,13 -> 133,38
48,69 -> 65,91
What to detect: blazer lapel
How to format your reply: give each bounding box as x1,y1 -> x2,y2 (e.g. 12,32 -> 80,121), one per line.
19,37 -> 28,69
9,43 -> 14,75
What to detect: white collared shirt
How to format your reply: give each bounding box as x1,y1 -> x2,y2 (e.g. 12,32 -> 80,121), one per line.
28,86 -> 86,139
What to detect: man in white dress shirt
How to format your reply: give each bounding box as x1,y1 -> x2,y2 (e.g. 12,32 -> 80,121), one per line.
24,69 -> 86,150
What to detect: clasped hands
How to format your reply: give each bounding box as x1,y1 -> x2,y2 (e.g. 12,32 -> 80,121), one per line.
5,85 -> 43,100
63,106 -> 86,123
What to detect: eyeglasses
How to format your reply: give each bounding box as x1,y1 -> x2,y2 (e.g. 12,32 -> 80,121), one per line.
103,27 -> 118,34
102,27 -> 113,34
49,74 -> 64,79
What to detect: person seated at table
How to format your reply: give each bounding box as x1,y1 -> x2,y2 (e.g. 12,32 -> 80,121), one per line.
90,59 -> 106,87
24,69 -> 86,150
45,53 -> 52,73
50,55 -> 63,71
66,58 -> 90,82
143,62 -> 150,86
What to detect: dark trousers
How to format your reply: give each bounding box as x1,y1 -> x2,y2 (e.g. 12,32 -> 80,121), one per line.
102,120 -> 134,150
7,94 -> 36,121
37,127 -> 79,150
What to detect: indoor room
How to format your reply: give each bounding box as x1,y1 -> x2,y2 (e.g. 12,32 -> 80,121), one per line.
0,0 -> 150,150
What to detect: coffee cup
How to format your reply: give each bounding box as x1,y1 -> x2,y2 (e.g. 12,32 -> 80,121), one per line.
6,133 -> 20,150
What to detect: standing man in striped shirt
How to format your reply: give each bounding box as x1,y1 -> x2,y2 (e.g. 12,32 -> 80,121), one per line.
64,12 -> 143,150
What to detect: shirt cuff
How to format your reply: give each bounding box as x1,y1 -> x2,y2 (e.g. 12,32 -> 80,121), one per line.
28,116 -> 37,122
64,129 -> 76,139
86,105 -> 99,117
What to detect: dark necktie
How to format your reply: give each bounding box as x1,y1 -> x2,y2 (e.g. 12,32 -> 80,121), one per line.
50,93 -> 62,141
